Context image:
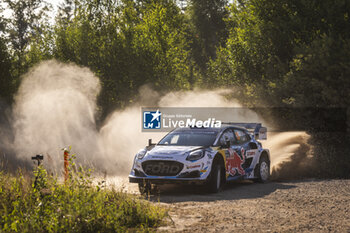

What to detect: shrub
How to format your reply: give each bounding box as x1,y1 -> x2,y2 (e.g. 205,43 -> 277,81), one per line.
0,153 -> 167,232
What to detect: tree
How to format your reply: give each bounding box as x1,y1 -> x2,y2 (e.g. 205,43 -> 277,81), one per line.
0,38 -> 13,103
187,0 -> 228,76
0,5 -> 13,102
53,0 -> 193,117
4,0 -> 52,76
210,0 -> 350,107
208,0 -> 350,177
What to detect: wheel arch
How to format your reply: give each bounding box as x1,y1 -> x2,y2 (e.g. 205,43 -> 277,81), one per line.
253,149 -> 271,180
213,152 -> 226,182
259,149 -> 270,165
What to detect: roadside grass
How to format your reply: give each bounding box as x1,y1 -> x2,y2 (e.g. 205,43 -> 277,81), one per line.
0,157 -> 167,232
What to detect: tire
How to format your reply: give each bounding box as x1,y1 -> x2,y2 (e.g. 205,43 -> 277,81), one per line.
255,155 -> 270,183
206,163 -> 222,193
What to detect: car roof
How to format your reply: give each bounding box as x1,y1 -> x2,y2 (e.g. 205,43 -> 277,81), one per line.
172,127 -> 221,133
172,124 -> 248,134
221,124 -> 248,132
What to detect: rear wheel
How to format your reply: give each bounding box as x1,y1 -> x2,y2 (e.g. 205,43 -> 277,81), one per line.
206,163 -> 222,193
256,155 -> 270,183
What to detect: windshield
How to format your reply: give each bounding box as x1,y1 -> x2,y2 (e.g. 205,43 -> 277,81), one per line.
158,131 -> 218,147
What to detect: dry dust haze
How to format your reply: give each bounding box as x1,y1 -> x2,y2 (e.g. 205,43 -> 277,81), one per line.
0,60 -> 310,177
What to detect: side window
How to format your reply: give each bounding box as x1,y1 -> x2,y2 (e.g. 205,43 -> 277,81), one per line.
245,133 -> 251,141
219,129 -> 236,146
234,130 -> 250,144
170,135 -> 179,144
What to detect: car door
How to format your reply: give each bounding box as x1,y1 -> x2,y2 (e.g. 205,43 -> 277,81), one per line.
219,128 -> 246,178
233,129 -> 258,170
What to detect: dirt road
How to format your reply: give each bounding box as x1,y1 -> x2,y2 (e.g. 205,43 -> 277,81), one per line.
149,179 -> 350,232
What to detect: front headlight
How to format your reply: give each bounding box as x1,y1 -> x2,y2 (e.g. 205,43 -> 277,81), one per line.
136,149 -> 147,160
186,150 -> 205,161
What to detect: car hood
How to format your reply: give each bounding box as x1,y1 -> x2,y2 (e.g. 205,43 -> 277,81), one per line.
146,145 -> 204,158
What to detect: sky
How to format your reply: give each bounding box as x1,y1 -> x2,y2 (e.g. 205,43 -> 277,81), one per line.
2,0 -> 63,21
46,0 -> 63,9
46,0 -> 64,15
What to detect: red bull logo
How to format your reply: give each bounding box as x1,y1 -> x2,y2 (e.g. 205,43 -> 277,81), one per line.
226,148 -> 245,176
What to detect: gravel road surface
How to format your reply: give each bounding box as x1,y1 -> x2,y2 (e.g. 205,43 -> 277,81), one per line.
153,179 -> 350,232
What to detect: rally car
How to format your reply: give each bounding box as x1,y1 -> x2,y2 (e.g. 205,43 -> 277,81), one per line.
129,123 -> 270,193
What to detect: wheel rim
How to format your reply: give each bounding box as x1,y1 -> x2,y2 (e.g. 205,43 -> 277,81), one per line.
216,167 -> 221,190
260,161 -> 269,181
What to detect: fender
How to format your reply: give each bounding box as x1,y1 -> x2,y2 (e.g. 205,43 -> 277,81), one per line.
212,148 -> 227,178
259,149 -> 270,162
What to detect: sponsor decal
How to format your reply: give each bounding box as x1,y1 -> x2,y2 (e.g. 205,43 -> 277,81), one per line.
226,147 -> 246,176
151,156 -> 173,159
144,162 -> 181,175
200,166 -> 208,174
187,164 -> 201,169
246,150 -> 256,157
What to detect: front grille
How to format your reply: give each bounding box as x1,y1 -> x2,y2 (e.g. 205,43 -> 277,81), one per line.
142,160 -> 184,176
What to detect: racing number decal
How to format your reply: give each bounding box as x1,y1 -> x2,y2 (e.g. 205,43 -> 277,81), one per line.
226,148 -> 246,177
245,149 -> 257,158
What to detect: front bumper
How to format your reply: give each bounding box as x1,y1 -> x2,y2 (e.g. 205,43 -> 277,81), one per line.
130,150 -> 213,184
129,175 -> 208,185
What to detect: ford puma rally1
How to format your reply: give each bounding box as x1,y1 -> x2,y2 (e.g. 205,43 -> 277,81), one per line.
129,123 -> 270,193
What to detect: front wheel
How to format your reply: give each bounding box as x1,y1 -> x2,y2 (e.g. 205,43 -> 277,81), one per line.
256,155 -> 270,183
206,164 -> 222,193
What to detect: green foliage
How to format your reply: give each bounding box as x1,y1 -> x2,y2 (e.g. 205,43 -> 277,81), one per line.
0,157 -> 166,232
1,0 -> 349,177
4,0 -> 53,74
54,0 -> 192,116
187,0 -> 229,76
0,5 -> 13,102
0,37 -> 14,102
209,0 -> 350,107
207,0 -> 350,177
0,0 -> 53,103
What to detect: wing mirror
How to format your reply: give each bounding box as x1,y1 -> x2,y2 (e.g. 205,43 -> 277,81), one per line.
255,127 -> 267,140
148,139 -> 156,146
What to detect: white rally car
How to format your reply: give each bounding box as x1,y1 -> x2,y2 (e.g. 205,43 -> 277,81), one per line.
129,123 -> 270,193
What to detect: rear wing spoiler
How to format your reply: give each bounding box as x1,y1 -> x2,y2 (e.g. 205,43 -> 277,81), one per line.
222,122 -> 267,140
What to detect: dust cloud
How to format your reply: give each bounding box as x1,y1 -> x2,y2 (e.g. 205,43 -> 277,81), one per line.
265,132 -> 313,180
263,132 -> 310,169
100,88 -> 265,174
12,60 -> 103,170
0,60 -> 310,178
